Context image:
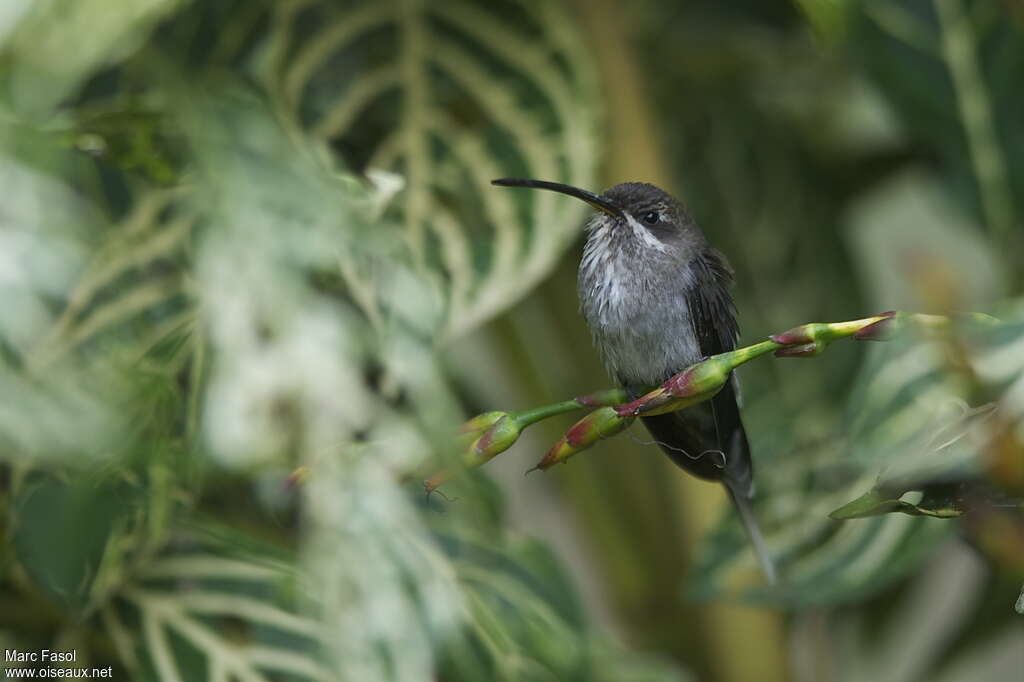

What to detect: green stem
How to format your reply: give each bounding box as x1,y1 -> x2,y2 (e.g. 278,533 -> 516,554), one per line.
723,339 -> 780,366
539,313 -> 900,466
512,388 -> 626,427
434,312 -> 938,483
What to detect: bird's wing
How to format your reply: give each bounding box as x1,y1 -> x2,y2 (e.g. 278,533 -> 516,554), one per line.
639,248 -> 774,582
692,249 -> 753,495
690,248 -> 740,358
640,248 -> 753,494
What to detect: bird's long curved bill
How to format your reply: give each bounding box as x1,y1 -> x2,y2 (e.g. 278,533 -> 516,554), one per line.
491,178 -> 623,217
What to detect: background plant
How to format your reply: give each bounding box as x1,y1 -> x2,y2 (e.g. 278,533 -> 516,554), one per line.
1,1 -> 1022,681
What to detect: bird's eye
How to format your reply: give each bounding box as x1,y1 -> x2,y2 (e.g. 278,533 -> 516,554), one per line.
641,210 -> 660,225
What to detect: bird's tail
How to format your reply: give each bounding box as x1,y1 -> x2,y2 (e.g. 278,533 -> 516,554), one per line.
725,483 -> 777,585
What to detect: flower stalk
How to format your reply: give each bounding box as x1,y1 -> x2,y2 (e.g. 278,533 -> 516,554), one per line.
427,311 -> 975,488
424,388 -> 626,492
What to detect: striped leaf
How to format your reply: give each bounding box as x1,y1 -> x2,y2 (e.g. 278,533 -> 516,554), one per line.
108,537 -> 329,682
692,314 -> 1024,605
262,0 -> 601,337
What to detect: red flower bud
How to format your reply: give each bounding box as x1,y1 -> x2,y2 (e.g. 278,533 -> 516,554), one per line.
536,407 -> 634,470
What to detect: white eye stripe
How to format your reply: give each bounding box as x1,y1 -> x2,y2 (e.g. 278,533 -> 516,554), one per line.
624,212 -> 669,252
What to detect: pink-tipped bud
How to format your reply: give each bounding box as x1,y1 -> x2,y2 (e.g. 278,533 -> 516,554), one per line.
774,342 -> 822,358
618,360 -> 730,417
536,407 -> 633,470
459,411 -> 507,435
663,366 -> 697,397
670,359 -> 728,397
465,415 -> 522,465
854,311 -> 899,341
770,325 -> 815,345
617,389 -> 677,417
427,413 -> 523,493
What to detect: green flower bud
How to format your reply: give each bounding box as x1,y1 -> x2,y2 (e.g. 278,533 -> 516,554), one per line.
536,407 -> 634,470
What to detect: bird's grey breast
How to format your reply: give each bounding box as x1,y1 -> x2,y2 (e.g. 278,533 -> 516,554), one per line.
577,221 -> 702,389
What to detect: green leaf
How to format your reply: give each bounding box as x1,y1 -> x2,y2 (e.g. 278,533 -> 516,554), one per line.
830,486 -> 965,519
29,186 -> 195,364
66,104 -> 183,185
0,154 -> 146,463
263,0 -> 602,337
110,534 -> 328,682
830,488 -> 908,519
12,475 -> 137,610
852,0 -> 1020,241
0,0 -> 185,115
691,496 -> 952,607
434,526 -> 689,682
692,311 -> 1024,605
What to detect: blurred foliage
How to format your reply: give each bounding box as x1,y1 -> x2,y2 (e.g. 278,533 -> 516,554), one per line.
0,0 -> 1022,681
0,0 -> 683,680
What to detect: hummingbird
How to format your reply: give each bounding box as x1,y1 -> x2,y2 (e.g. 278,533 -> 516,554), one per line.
492,178 -> 776,584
